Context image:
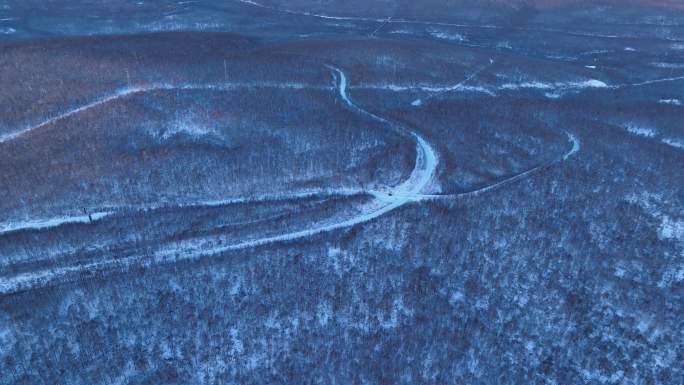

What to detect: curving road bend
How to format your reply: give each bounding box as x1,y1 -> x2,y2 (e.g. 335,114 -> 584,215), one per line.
0,64 -> 581,294
0,67 -> 438,295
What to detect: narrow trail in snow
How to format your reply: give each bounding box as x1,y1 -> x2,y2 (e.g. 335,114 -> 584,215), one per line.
422,130 -> 580,200
416,58 -> 495,105
380,130 -> 580,201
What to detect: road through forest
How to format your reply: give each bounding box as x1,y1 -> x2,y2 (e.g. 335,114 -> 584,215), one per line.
0,64 -> 581,295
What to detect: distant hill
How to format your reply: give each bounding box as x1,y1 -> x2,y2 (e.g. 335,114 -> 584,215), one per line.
255,0 -> 684,21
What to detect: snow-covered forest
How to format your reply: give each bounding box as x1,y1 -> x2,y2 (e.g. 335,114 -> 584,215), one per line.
0,1 -> 682,384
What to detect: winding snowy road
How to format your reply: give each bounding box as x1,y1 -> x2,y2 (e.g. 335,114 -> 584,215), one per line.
0,67 -> 437,294
0,64 -> 582,295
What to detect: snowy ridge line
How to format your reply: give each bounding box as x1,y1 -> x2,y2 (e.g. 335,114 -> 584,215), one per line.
0,81 -> 331,144
234,0 -> 682,42
0,189 -> 367,236
353,74 -> 684,100
423,130 -> 580,200
0,67 -> 439,295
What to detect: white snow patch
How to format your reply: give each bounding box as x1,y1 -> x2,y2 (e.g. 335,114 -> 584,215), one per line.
160,119 -> 213,140
428,29 -> 466,42
659,217 -> 684,241
636,316 -> 651,334
501,81 -> 554,90
316,301 -> 333,327
448,291 -> 464,305
389,29 -> 413,35
585,65 -> 597,69
662,137 -> 684,149
355,83 -> 494,96
624,123 -> 657,138
652,62 -> 684,69
581,79 -> 608,88
627,192 -> 684,248
411,99 -> 423,106
659,98 -> 681,106
228,328 -> 243,355
546,54 -> 574,61
580,49 -> 612,56
564,131 -> 581,160
501,79 -> 608,92
0,212 -> 111,234
327,247 -> 342,257
624,47 -> 636,52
